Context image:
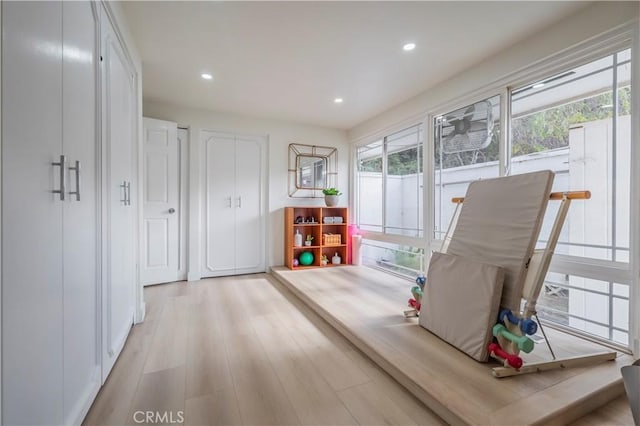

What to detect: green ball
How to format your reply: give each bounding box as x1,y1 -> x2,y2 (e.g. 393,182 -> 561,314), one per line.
299,251 -> 314,266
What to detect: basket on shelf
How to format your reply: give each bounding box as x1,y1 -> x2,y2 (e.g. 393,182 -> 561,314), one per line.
323,234 -> 341,245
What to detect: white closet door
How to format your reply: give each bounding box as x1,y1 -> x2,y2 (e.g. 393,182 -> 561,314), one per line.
235,136 -> 265,273
142,117 -> 179,285
1,2 -> 64,424
101,7 -> 135,380
201,131 -> 266,278
62,2 -> 100,423
203,133 -> 236,276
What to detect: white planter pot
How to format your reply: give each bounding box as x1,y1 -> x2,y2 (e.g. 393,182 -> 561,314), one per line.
324,195 -> 339,207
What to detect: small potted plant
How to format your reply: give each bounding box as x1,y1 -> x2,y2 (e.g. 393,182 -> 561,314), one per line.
321,254 -> 328,266
305,235 -> 314,246
322,187 -> 342,207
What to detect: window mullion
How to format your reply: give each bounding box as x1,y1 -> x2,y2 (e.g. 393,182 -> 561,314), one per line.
382,136 -> 388,234
500,88 -> 511,176
612,52 -> 619,262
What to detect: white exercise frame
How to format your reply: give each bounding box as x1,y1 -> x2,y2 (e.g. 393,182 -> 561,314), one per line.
441,190 -> 618,378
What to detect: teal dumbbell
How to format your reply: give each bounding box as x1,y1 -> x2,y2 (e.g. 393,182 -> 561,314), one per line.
493,324 -> 534,353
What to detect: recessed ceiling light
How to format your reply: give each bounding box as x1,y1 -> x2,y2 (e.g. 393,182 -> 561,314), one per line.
334,98 -> 343,104
532,82 -> 545,89
403,43 -> 416,51
201,73 -> 213,80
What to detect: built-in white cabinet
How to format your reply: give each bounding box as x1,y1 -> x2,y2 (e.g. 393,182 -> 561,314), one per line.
100,4 -> 137,381
201,131 -> 267,277
2,2 -> 138,424
2,2 -> 100,424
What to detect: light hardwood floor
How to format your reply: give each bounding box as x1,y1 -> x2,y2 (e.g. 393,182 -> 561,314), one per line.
83,274 -> 444,425
272,266 -> 636,425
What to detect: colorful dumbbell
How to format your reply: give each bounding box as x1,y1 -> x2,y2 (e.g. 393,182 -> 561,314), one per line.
493,324 -> 534,353
488,342 -> 523,369
499,309 -> 538,335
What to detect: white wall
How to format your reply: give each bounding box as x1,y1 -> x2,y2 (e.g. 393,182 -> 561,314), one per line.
347,1 -> 638,143
143,101 -> 349,277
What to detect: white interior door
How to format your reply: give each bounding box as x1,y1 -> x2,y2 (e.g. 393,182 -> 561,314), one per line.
235,136 -> 266,273
141,117 -> 179,285
61,2 -> 100,423
2,3 -> 64,423
101,6 -> 135,381
203,133 -> 236,276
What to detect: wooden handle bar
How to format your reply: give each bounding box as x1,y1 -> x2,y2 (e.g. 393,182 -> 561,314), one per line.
549,190 -> 591,200
451,190 -> 590,204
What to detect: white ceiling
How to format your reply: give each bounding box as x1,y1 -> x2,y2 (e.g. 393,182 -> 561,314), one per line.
122,1 -> 592,130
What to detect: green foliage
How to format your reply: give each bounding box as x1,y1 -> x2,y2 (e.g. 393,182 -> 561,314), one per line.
359,157 -> 382,173
388,147 -> 422,175
359,147 -> 422,175
511,88 -> 630,157
322,187 -> 342,195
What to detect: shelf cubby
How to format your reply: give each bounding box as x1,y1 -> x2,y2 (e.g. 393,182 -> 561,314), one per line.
285,206 -> 349,269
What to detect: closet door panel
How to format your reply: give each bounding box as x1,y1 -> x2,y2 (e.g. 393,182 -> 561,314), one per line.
101,9 -> 135,379
62,2 -> 100,423
203,134 -> 236,276
2,2 -> 62,424
1,2 -> 64,424
235,137 -> 265,273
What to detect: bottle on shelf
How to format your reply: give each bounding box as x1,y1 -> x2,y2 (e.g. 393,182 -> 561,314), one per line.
294,229 -> 303,247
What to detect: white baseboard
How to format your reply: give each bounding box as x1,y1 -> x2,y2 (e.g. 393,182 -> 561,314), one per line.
135,301 -> 146,324
67,368 -> 101,426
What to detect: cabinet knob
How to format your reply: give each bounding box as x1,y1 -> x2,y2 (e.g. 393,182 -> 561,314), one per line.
168,208 -> 176,214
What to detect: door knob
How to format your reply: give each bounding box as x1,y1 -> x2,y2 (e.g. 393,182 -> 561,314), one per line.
168,208 -> 176,214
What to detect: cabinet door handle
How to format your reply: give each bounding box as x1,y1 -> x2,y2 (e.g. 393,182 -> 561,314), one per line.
126,181 -> 131,206
236,196 -> 242,208
68,160 -> 81,201
120,181 -> 128,205
226,196 -> 232,208
52,155 -> 66,201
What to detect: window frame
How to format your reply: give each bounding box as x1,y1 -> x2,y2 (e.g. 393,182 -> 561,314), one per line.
424,40 -> 636,351
353,123 -> 426,250
349,123 -> 427,278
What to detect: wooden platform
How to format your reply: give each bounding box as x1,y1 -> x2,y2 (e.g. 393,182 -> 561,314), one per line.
272,265 -> 634,425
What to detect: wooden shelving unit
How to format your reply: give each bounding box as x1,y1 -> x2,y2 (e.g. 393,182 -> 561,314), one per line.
284,206 -> 349,269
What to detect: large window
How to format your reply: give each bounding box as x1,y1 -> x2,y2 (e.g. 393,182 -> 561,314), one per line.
355,42 -> 633,348
429,48 -> 632,347
510,48 -> 631,345
511,49 -> 631,263
356,124 -> 424,278
357,124 -> 423,237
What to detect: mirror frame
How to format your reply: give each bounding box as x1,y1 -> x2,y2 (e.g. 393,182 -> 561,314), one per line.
288,143 -> 338,198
